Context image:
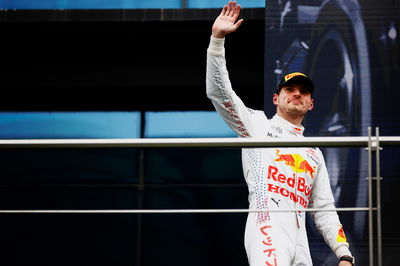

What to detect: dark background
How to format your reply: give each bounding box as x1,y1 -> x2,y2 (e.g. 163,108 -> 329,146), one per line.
0,9 -> 265,112
0,8 -> 264,266
1,1 -> 399,265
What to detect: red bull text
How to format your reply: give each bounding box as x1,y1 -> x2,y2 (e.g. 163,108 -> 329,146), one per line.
267,165 -> 312,208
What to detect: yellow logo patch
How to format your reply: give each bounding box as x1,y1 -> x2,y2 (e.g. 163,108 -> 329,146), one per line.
284,72 -> 308,82
336,225 -> 347,243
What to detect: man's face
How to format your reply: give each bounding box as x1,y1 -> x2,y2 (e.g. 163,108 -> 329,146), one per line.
273,84 -> 314,117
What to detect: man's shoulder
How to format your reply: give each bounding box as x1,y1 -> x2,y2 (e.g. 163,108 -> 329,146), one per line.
246,108 -> 268,118
247,108 -> 271,125
246,108 -> 277,137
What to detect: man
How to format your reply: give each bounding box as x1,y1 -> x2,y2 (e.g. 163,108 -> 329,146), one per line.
206,1 -> 355,265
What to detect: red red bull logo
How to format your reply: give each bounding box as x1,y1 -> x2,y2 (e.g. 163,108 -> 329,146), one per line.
267,165 -> 312,207
274,149 -> 316,178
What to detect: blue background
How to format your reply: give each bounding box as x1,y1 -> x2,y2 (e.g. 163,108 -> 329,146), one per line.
0,0 -> 265,9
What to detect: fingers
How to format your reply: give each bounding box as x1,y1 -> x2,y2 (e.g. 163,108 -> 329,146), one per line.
220,1 -> 242,24
234,18 -> 244,29
232,3 -> 241,20
220,1 -> 238,17
227,1 -> 236,17
220,5 -> 227,16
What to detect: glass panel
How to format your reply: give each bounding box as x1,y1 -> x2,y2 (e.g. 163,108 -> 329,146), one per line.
144,111 -> 235,138
1,213 -> 138,266
141,187 -> 248,266
188,0 -> 265,8
0,0 -> 265,9
0,111 -> 141,139
144,111 -> 240,184
0,112 -> 141,184
145,148 -> 243,184
0,148 -> 140,184
0,0 -> 181,9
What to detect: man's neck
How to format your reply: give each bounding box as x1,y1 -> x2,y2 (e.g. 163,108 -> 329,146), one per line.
276,111 -> 304,127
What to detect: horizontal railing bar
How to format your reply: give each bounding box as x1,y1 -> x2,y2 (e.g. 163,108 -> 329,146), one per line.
0,183 -> 247,189
0,207 -> 374,214
0,137 -> 399,149
377,136 -> 400,146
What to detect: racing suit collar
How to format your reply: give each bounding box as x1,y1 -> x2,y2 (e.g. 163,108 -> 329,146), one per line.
272,114 -> 305,136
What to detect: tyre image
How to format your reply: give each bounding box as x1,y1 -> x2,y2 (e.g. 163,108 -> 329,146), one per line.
305,23 -> 371,264
306,27 -> 358,200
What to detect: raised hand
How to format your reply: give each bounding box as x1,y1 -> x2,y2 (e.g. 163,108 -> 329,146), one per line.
212,1 -> 244,38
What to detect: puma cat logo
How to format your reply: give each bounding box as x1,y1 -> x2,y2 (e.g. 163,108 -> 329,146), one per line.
271,197 -> 280,207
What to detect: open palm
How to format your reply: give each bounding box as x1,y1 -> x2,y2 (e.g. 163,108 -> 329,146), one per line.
212,1 -> 244,38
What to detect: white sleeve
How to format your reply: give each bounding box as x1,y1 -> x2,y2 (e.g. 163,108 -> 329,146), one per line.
309,150 -> 353,259
206,36 -> 258,138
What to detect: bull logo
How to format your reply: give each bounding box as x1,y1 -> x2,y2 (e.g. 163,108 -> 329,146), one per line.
336,225 -> 347,243
274,149 -> 316,178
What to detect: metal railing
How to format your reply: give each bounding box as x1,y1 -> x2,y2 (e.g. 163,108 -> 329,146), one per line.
0,127 -> 399,266
0,135 -> 399,149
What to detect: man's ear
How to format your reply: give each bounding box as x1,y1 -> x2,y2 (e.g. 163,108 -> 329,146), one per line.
308,99 -> 314,110
273,93 -> 279,106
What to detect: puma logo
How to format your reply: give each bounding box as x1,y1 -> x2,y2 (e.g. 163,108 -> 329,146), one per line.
271,197 -> 280,207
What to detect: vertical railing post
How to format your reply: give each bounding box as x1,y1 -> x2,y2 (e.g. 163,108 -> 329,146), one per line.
367,127 -> 374,266
375,127 -> 382,266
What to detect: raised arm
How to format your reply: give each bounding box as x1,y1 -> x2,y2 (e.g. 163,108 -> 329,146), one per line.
206,2 -> 264,138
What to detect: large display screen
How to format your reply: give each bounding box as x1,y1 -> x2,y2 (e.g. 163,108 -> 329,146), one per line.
264,0 -> 400,264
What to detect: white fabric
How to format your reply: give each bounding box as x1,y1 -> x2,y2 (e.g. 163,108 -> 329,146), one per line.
206,36 -> 352,265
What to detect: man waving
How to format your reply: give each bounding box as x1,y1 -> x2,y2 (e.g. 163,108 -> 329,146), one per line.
206,1 -> 355,265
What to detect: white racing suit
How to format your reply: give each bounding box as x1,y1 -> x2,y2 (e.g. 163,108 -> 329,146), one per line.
206,36 -> 352,265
